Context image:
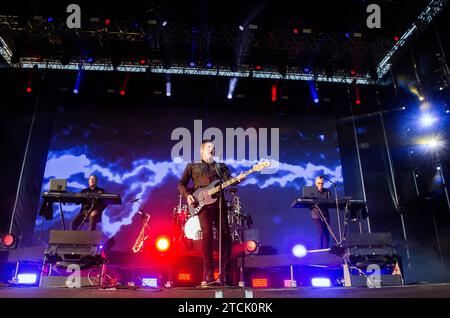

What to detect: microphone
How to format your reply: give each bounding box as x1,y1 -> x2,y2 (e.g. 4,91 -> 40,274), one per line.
137,210 -> 150,218
320,175 -> 337,186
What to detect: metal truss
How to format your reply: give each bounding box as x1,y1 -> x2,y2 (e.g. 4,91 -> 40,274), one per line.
15,57 -> 372,84
0,0 -> 447,84
376,0 -> 448,78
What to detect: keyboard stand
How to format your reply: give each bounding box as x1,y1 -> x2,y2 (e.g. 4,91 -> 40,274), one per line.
58,200 -> 66,230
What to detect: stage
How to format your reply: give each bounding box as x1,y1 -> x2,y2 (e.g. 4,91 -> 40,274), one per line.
0,283 -> 449,298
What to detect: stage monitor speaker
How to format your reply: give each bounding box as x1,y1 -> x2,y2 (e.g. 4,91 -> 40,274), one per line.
350,274 -> 403,287
44,230 -> 104,268
345,232 -> 392,247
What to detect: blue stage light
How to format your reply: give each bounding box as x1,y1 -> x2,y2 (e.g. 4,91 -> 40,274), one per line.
17,273 -> 38,285
292,244 -> 307,258
311,277 -> 331,287
142,277 -> 158,287
420,113 -> 437,127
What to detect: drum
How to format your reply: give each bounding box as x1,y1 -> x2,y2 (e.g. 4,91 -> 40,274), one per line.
173,204 -> 189,227
184,215 -> 202,240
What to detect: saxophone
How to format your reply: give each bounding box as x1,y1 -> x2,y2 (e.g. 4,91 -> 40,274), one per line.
132,213 -> 151,253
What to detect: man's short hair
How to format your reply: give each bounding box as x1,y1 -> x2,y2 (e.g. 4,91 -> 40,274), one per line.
200,139 -> 214,151
315,176 -> 324,183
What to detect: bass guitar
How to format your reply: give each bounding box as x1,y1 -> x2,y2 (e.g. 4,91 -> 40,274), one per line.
188,161 -> 271,216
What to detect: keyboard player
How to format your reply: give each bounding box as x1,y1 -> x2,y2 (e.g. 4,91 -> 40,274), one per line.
71,175 -> 107,231
311,176 -> 331,249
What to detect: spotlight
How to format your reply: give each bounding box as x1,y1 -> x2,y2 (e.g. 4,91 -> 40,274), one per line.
245,240 -> 259,254
251,278 -> 268,288
292,244 -> 307,258
437,166 -> 441,171
139,58 -> 147,65
142,277 -> 158,287
166,81 -> 171,97
255,64 -> 262,71
420,113 -> 437,127
227,77 -> 238,100
271,84 -> 277,102
177,273 -> 191,281
156,237 -> 170,252
446,110 -> 449,114
87,57 -> 94,64
161,21 -> 168,27
104,18 -> 111,25
356,99 -> 361,105
427,138 -> 439,148
350,69 -> 356,76
119,90 -> 126,96
206,61 -> 213,69
311,278 -> 331,287
394,36 -> 400,42
293,28 -> 299,34
189,61 -> 196,67
47,17 -> 54,23
239,25 -> 244,31
16,273 -> 38,285
26,87 -> 32,93
1,233 -> 17,249
303,67 -> 311,74
73,89 -> 79,94
345,32 -> 351,38
314,98 -> 319,104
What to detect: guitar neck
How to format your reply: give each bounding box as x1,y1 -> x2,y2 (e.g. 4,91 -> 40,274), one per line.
208,167 -> 255,195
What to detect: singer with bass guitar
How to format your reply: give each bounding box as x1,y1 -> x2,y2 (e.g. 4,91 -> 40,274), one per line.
178,140 -> 245,285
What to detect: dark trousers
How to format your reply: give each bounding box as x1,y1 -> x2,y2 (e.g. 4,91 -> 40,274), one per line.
312,217 -> 330,249
197,202 -> 231,281
71,212 -> 99,231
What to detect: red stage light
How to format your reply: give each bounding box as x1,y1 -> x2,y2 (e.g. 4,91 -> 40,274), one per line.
271,84 -> 277,102
139,59 -> 146,65
104,18 -> 111,25
177,273 -> 191,281
26,87 -> 32,93
394,36 -> 399,42
255,65 -> 262,71
156,237 -> 170,252
350,70 -> 356,76
356,99 -> 361,105
245,240 -> 258,253
2,234 -> 16,248
293,28 -> 299,34
119,90 -> 126,96
252,278 -> 268,288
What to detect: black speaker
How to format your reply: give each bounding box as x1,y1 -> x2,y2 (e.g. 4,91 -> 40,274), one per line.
345,232 -> 392,247
44,230 -> 104,268
350,274 -> 403,287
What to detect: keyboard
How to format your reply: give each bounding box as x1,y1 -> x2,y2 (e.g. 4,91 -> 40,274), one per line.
291,198 -> 366,209
42,192 -> 122,205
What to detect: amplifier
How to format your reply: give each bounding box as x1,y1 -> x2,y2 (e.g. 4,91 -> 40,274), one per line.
345,232 -> 392,247
350,274 -> 403,287
347,246 -> 395,257
49,230 -> 102,245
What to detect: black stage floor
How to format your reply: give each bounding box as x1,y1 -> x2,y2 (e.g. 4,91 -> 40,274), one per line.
0,283 -> 450,298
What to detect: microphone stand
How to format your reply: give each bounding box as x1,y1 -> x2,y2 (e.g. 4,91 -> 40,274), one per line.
323,177 -> 342,244
211,161 -> 225,286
